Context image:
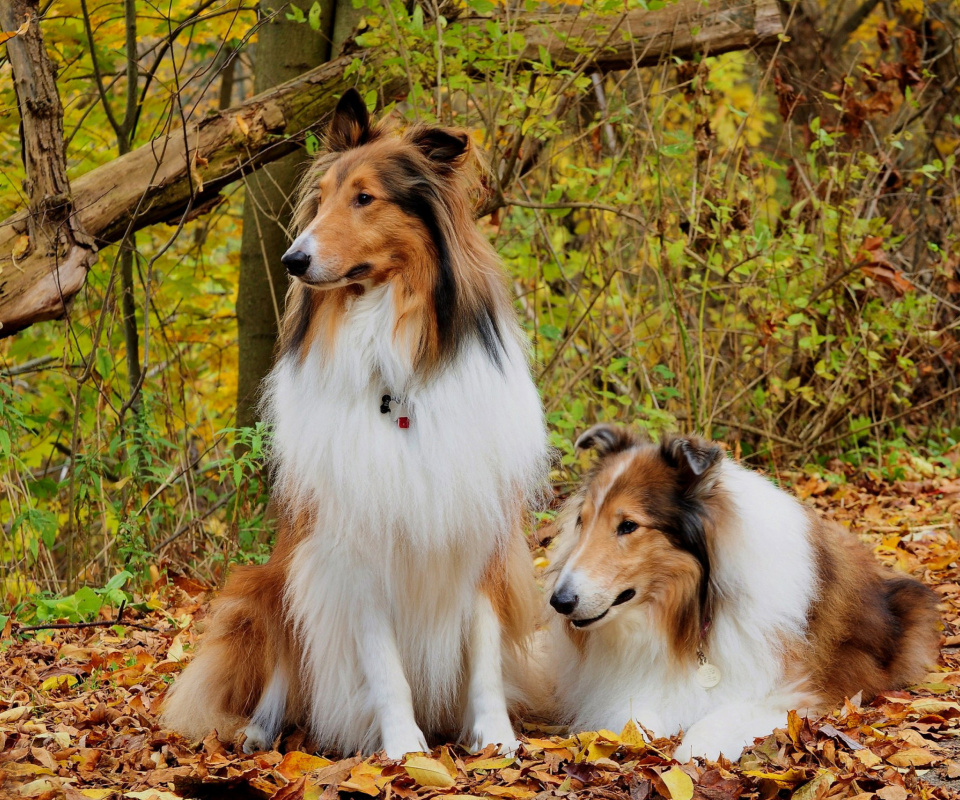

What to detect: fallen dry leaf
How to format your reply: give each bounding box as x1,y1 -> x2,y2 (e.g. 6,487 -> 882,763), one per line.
403,755 -> 456,788
2,474 -> 959,800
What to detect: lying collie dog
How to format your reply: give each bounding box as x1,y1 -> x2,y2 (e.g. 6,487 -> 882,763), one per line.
162,90 -> 548,758
544,424 -> 939,761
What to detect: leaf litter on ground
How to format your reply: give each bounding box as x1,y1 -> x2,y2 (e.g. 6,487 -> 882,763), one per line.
2,470 -> 960,799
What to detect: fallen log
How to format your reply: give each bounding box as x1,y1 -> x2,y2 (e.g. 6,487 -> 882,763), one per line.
0,0 -> 783,336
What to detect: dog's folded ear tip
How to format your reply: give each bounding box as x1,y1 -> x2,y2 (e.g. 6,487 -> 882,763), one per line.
410,126 -> 471,165
574,423 -> 637,456
668,435 -> 724,481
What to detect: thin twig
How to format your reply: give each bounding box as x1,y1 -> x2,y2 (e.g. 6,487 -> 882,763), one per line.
14,620 -> 161,635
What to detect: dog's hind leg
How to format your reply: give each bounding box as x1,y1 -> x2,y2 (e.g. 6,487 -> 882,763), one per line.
242,665 -> 289,753
464,593 -> 518,755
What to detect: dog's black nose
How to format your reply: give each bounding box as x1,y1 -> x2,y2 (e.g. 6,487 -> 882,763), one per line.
550,588 -> 579,616
281,250 -> 311,276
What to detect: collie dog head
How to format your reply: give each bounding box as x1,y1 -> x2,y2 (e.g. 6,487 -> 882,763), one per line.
278,89 -> 509,372
550,425 -> 726,657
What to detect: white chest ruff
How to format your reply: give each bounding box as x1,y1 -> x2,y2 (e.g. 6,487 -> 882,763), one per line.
263,286 -> 548,751
265,286 -> 546,549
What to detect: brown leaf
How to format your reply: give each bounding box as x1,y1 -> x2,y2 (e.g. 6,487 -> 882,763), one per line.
886,747 -> 938,767
876,785 -> 908,800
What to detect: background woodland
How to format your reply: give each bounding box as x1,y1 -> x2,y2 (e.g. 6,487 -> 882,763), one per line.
1,0 -> 959,617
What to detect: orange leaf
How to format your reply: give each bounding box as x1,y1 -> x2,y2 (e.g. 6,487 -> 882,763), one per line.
0,18 -> 30,46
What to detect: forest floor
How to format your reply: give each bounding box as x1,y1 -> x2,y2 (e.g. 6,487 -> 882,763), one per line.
2,468 -> 960,800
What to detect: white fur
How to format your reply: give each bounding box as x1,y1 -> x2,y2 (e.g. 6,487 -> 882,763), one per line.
546,459 -> 817,761
263,282 -> 548,755
243,666 -> 289,753
464,594 -> 519,755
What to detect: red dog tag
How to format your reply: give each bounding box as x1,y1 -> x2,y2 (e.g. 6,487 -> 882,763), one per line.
398,417 -> 410,429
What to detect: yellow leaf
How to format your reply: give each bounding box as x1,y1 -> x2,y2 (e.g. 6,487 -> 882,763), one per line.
524,736 -> 576,751
661,766 -> 694,800
887,747 -> 938,767
787,709 -> 804,745
277,751 -> 332,780
80,790 -> 117,799
573,730 -> 598,762
742,769 -> 807,786
0,705 -> 31,723
40,674 -> 78,692
403,756 -> 455,788
126,792 -> 181,800
585,739 -> 619,762
11,234 -> 29,259
910,698 -> 960,714
0,763 -> 52,777
19,777 -> 61,797
619,719 -> 647,748
792,769 -> 835,800
438,745 -> 458,779
466,756 -> 515,771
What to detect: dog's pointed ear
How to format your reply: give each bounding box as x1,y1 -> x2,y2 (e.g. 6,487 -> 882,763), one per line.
328,88 -> 373,152
575,424 -> 639,457
662,435 -> 724,495
409,127 -> 470,170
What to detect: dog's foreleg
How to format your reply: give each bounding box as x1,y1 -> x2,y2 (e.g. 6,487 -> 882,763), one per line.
464,593 -> 519,755
674,702 -> 789,762
242,665 -> 288,753
359,607 -> 428,759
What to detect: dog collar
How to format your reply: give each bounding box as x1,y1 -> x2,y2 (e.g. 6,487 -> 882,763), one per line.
380,394 -> 411,429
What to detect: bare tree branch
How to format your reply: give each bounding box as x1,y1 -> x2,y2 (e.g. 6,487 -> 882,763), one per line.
0,0 -> 783,337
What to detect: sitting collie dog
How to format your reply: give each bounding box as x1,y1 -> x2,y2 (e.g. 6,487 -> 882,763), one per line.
162,90 -> 548,758
543,424 -> 939,761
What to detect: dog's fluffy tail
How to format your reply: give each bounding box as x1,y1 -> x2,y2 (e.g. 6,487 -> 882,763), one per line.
883,576 -> 941,687
161,563 -> 284,742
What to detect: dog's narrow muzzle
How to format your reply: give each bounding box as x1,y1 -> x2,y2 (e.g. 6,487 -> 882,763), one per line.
550,586 -> 579,616
282,249 -> 311,277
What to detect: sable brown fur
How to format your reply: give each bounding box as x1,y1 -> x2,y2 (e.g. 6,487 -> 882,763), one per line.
280,107 -> 511,377
802,510 -> 941,704
161,506 -> 310,743
554,425 -> 941,717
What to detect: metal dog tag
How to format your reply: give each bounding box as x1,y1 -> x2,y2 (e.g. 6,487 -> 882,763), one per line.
696,662 -> 721,689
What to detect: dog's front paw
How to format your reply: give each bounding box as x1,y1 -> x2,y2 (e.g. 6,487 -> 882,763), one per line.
382,724 -> 429,761
468,716 -> 520,756
675,725 -> 744,763
242,722 -> 274,754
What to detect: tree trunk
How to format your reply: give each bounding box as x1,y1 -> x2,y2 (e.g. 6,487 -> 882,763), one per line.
235,1 -> 336,430
0,0 -> 97,334
0,0 -> 784,337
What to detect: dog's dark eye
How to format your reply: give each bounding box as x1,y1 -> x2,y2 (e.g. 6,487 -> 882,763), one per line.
356,192 -> 374,207
575,514 -> 582,527
617,520 -> 638,536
